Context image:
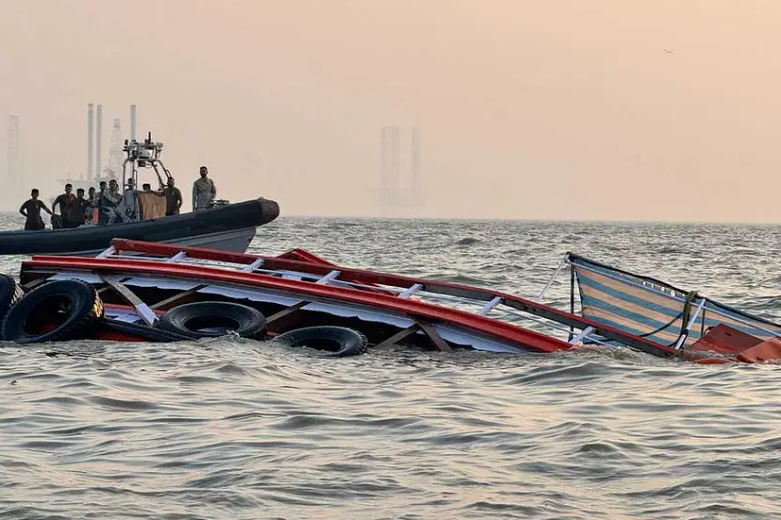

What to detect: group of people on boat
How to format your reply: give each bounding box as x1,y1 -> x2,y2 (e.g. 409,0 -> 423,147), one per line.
19,166 -> 217,231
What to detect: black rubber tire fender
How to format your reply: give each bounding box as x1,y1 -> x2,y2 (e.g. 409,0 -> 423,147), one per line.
273,326 -> 369,357
0,274 -> 24,324
159,301 -> 267,339
2,279 -> 104,344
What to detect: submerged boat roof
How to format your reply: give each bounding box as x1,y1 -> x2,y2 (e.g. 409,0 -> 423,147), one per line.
20,239 -> 687,358
18,239 -> 781,362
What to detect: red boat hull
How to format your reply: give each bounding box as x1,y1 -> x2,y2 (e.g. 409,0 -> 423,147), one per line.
22,239 -> 771,362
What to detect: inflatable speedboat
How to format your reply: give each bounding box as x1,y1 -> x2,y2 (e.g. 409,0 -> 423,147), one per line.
0,197 -> 280,256
4,240 -> 781,363
2,131 -> 280,256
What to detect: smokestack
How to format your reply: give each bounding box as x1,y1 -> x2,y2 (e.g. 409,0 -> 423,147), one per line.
130,104 -> 137,141
7,115 -> 19,190
411,125 -> 420,206
95,105 -> 103,180
389,125 -> 400,204
87,103 -> 94,181
380,127 -> 389,195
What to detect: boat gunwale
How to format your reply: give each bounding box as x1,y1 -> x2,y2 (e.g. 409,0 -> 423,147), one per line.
21,258 -> 573,354
21,239 -> 683,358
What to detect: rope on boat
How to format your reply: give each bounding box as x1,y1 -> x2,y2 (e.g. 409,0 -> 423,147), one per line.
675,293 -> 706,349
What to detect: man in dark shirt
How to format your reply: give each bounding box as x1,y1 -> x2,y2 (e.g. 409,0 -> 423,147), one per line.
164,177 -> 183,216
86,187 -> 98,224
19,189 -> 53,230
52,183 -> 76,228
67,188 -> 89,227
97,181 -> 107,219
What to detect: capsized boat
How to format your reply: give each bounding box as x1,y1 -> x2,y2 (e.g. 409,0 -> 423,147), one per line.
6,241 -> 781,363
4,132 -> 279,256
13,239 -> 578,353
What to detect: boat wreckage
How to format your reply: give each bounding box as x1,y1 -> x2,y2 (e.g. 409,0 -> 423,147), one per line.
1,240 -> 779,364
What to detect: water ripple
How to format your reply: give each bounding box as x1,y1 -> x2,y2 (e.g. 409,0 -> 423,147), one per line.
1,216 -> 781,518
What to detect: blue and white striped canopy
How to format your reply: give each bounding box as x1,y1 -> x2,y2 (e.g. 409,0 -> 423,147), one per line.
568,254 -> 781,348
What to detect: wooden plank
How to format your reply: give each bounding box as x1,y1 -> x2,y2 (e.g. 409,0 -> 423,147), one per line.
167,251 -> 188,262
568,326 -> 595,345
96,245 -> 115,258
415,318 -> 453,352
21,278 -> 48,291
398,283 -> 423,299
99,275 -> 158,326
265,301 -> 310,326
315,270 -> 341,285
478,296 -> 502,316
373,325 -> 420,349
97,276 -> 132,295
242,258 -> 264,272
150,284 -> 209,310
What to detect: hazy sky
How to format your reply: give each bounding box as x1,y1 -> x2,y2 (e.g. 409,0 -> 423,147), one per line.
2,0 -> 781,221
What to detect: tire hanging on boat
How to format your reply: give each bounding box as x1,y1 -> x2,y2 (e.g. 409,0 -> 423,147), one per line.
273,326 -> 369,357
0,274 -> 24,323
1,279 -> 104,344
158,301 -> 267,339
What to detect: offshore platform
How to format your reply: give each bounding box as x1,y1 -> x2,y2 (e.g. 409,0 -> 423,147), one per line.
379,125 -> 423,217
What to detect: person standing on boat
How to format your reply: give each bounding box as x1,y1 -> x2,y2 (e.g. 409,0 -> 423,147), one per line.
65,188 -> 88,227
117,178 -> 140,222
192,166 -> 216,211
52,183 -> 76,228
97,181 -> 107,222
100,179 -> 123,225
19,189 -> 53,230
86,187 -> 98,224
164,177 -> 183,216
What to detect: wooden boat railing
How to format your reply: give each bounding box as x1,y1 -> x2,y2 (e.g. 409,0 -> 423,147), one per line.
23,240 -> 681,358
134,241 -> 683,357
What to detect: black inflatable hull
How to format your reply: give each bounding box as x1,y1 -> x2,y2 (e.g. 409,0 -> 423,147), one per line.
0,197 -> 280,256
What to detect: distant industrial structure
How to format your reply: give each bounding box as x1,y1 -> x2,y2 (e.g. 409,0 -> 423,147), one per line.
108,118 -> 124,176
87,103 -> 95,181
130,104 -> 137,142
96,104 -> 103,181
7,115 -> 19,192
0,114 -> 23,208
85,103 -> 133,181
0,104 -> 135,211
379,125 -> 423,216
85,103 -> 135,180
55,103 -> 134,199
